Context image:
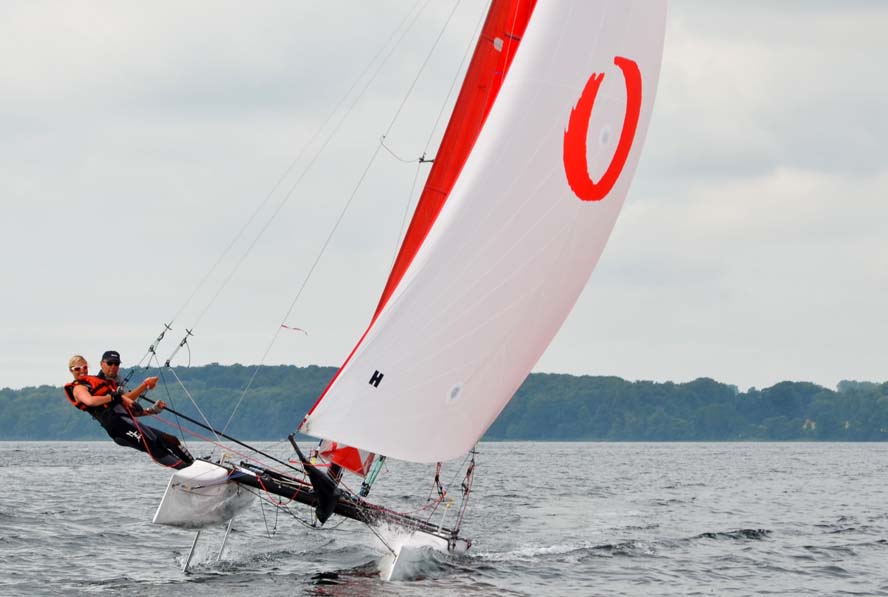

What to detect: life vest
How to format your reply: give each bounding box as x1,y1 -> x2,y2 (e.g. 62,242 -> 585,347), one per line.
94,371 -> 120,392
63,375 -> 117,414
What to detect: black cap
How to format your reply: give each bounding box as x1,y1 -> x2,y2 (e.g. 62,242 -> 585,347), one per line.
101,350 -> 121,364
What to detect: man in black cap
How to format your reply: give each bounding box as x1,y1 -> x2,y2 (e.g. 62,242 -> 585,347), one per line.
97,350 -> 123,389
97,350 -> 153,415
89,349 -> 194,469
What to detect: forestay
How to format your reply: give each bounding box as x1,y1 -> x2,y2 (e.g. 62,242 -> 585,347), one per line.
301,0 -> 668,463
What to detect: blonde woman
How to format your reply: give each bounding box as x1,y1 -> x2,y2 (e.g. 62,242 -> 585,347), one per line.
64,355 -> 193,469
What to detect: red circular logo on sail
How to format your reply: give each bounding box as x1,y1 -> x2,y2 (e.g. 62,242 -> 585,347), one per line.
563,56 -> 642,202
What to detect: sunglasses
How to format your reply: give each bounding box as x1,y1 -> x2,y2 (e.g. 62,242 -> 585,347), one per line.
105,361 -> 121,366
70,365 -> 88,372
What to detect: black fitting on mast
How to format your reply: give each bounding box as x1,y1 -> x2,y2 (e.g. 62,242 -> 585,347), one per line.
164,328 -> 194,367
149,322 -> 173,357
123,322 -> 174,386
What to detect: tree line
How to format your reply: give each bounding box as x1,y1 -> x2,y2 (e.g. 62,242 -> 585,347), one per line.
1,364 -> 886,441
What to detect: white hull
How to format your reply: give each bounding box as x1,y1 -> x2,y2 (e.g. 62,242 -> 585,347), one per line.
153,459 -> 255,529
379,529 -> 470,581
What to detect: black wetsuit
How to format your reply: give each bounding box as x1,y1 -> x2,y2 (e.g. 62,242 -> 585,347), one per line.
93,372 -> 194,469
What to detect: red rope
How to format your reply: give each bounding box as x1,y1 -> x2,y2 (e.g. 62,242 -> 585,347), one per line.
123,401 -> 184,469
254,473 -> 307,508
147,412 -> 309,482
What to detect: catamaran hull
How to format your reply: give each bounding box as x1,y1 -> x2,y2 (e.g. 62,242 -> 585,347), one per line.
153,457 -> 471,562
381,533 -> 471,581
153,459 -> 255,529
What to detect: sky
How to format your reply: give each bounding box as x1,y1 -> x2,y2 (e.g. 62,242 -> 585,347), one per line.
1,1 -> 885,392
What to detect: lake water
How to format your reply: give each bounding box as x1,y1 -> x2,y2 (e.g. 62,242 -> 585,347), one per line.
1,441 -> 887,596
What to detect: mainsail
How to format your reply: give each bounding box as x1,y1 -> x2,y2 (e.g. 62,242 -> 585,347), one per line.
300,0 -> 668,463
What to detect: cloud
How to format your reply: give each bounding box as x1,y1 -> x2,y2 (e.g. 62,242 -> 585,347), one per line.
0,1 -> 885,392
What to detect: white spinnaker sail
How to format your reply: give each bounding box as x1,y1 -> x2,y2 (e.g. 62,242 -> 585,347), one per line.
301,1 -> 668,463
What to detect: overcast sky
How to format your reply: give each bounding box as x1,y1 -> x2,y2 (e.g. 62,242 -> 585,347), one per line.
1,1 -> 885,392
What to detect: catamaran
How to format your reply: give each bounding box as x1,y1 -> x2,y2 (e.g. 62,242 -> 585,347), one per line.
147,0 -> 667,578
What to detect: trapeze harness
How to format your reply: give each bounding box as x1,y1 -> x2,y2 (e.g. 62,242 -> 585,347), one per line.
64,375 -> 193,469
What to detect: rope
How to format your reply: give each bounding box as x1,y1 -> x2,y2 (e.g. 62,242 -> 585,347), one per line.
419,451 -> 473,525
379,137 -> 422,163
254,473 -> 303,508
454,447 -> 477,533
241,478 -> 349,532
426,462 -> 446,503
386,0 -> 486,290
121,399 -> 185,470
143,397 -> 307,477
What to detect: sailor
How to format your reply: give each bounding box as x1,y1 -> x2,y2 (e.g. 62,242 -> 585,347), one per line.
96,349 -> 157,417
96,349 -> 123,384
65,354 -> 194,469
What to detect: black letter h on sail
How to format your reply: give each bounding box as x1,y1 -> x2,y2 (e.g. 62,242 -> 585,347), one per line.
369,370 -> 384,388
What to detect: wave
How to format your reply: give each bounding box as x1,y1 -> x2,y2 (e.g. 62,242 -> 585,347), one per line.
477,538 -> 655,562
692,528 -> 771,541
478,528 -> 772,563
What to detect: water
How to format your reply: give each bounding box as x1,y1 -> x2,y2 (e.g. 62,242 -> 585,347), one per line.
2,442 -> 887,596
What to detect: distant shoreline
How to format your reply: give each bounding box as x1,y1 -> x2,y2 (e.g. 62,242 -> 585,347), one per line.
2,365 -> 885,442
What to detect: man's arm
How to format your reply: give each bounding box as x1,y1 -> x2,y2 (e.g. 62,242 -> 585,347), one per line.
132,399 -> 167,417
121,376 -> 158,402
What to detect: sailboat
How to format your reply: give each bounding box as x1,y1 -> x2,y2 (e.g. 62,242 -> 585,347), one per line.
150,0 -> 667,577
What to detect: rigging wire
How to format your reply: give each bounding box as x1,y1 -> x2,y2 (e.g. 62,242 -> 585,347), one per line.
136,7 -> 487,527
139,0 -> 428,382
156,0 -> 430,358
153,0 -> 428,372
154,0 -> 435,442
454,447 -> 477,533
121,322 -> 172,386
379,137 -> 432,163
155,377 -> 187,448
162,367 -> 224,443
137,0 -> 430,453
218,0 -> 462,437
257,492 -> 278,538
380,0 -> 466,142
387,0 -> 488,276
245,485 -> 348,531
422,449 -> 475,524
147,406 -> 308,478
147,351 -> 191,449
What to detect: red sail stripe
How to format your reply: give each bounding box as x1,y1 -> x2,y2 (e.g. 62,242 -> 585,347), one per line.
373,0 -> 537,321
303,0 -> 537,422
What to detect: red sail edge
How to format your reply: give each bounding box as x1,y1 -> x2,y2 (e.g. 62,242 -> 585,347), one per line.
302,0 -> 537,423
374,0 -> 537,321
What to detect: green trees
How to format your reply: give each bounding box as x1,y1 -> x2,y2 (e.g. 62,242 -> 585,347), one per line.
1,367 -> 886,441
